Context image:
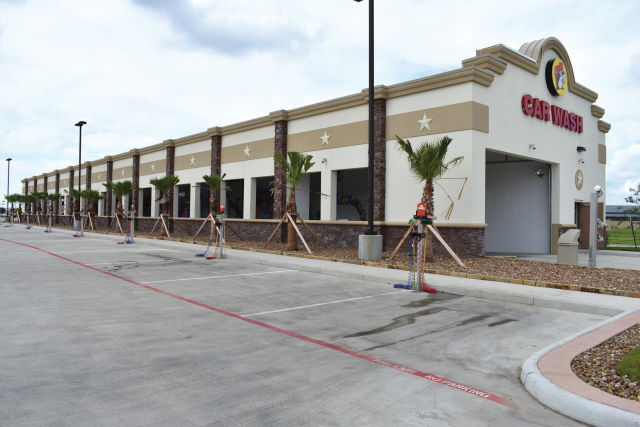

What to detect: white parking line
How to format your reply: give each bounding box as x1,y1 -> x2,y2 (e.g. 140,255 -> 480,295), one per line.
140,269 -> 296,284
243,290 -> 407,317
86,258 -> 196,266
55,248 -> 171,254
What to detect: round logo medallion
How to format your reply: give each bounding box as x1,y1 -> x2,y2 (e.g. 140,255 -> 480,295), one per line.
546,58 -> 568,96
575,169 -> 584,190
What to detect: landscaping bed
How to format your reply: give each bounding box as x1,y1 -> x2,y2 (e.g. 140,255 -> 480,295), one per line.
572,325 -> 640,401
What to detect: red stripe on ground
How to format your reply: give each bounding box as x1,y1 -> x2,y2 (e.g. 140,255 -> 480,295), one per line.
1,237 -> 514,408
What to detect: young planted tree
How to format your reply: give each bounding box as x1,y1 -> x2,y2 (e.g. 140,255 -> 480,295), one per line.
625,183 -> 640,216
202,173 -> 226,214
44,193 -> 61,215
80,189 -> 102,216
31,191 -> 48,215
395,135 -> 463,261
150,176 -> 180,217
274,152 -> 315,251
64,189 -> 80,215
103,180 -> 135,217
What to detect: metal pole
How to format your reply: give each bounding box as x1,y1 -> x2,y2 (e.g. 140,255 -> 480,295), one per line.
588,192 -> 597,268
366,0 -> 375,235
6,158 -> 11,225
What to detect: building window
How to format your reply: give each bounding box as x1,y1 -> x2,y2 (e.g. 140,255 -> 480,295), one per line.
336,168 -> 368,221
177,183 -> 190,218
256,176 -> 273,219
141,188 -> 151,217
225,179 -> 244,218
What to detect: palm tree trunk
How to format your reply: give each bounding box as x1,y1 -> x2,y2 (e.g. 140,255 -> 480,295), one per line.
287,190 -> 298,251
421,179 -> 435,262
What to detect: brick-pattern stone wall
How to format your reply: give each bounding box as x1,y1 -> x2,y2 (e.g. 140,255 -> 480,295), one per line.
86,165 -> 92,190
106,160 -> 113,217
132,154 -> 140,214
273,120 -> 288,242
165,143 -> 175,233
211,134 -> 222,212
373,98 -> 386,222
55,172 -> 60,219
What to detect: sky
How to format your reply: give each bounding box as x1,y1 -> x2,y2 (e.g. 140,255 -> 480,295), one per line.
0,0 -> 638,206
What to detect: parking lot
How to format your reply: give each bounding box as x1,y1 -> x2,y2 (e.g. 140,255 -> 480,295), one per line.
0,226 -> 609,426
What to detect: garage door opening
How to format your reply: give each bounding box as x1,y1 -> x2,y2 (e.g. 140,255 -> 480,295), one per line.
485,151 -> 551,254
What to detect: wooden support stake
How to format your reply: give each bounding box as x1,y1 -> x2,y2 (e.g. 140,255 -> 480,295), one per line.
224,221 -> 244,241
149,217 -> 161,236
265,214 -> 287,247
160,214 -> 170,238
193,213 -> 214,242
389,221 -> 416,261
427,224 -> 465,267
115,214 -> 124,235
286,212 -> 312,254
297,216 -> 328,249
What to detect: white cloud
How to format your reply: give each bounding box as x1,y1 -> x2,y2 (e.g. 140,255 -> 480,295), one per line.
0,0 -> 639,205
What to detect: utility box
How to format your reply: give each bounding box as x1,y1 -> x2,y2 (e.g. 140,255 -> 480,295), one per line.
557,229 -> 580,265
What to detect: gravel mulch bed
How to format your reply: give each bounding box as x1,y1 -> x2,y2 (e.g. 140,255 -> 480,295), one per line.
571,325 -> 640,401
223,239 -> 640,295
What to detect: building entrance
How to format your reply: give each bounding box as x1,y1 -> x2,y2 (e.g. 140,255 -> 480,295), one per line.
485,151 -> 551,254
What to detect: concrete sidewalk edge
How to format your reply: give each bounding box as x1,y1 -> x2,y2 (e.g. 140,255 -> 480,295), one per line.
520,310 -> 640,426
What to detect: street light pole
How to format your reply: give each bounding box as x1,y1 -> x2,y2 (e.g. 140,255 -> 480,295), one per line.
75,121 -> 86,237
355,0 -> 382,260
6,157 -> 11,225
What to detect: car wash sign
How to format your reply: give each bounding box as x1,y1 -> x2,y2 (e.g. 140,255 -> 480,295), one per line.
521,94 -> 583,133
520,57 -> 583,134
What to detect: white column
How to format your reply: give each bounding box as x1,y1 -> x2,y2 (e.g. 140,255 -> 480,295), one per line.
219,182 -> 227,213
151,187 -> 159,217
296,174 -> 310,220
244,177 -> 255,219
191,184 -> 200,218
173,186 -> 179,217
321,170 -> 337,221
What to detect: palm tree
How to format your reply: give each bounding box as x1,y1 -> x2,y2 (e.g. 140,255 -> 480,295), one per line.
202,173 -> 226,215
80,189 -> 102,216
149,175 -> 180,217
5,194 -> 21,222
274,152 -> 315,251
31,191 -> 48,215
64,188 -> 80,215
44,193 -> 61,215
103,180 -> 135,217
395,135 -> 463,261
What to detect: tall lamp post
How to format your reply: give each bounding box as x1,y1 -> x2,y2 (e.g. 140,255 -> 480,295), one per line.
6,157 -> 11,225
355,0 -> 382,260
75,121 -> 87,237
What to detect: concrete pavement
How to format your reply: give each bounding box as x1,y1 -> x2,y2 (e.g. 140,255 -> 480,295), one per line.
2,225 -> 640,426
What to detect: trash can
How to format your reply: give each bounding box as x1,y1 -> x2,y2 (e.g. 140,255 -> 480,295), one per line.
557,229 -> 580,265
73,219 -> 81,230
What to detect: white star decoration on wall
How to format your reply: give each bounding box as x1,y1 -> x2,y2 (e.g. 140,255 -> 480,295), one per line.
190,156 -> 195,166
151,164 -> 156,171
418,113 -> 433,131
98,174 -> 101,180
243,145 -> 251,158
320,130 -> 330,145
121,169 -> 125,176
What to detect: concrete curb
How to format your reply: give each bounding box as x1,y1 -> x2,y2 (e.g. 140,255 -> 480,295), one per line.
521,310 -> 640,427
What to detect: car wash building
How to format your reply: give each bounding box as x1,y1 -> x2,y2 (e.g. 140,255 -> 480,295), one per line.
23,37 -> 609,256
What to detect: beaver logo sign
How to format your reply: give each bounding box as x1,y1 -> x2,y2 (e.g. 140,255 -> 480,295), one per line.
546,58 -> 567,96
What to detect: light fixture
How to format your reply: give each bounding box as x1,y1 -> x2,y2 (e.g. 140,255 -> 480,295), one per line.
577,146 -> 586,152
593,185 -> 604,197
321,158 -> 328,165
578,159 -> 585,164
533,167 -> 548,178
528,144 -> 536,150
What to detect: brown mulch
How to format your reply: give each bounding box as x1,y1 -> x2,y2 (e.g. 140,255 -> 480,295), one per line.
572,325 -> 640,401
222,239 -> 640,295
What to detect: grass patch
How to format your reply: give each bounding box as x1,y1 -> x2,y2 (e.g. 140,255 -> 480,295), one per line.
616,346 -> 640,381
607,228 -> 639,245
606,246 -> 640,252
